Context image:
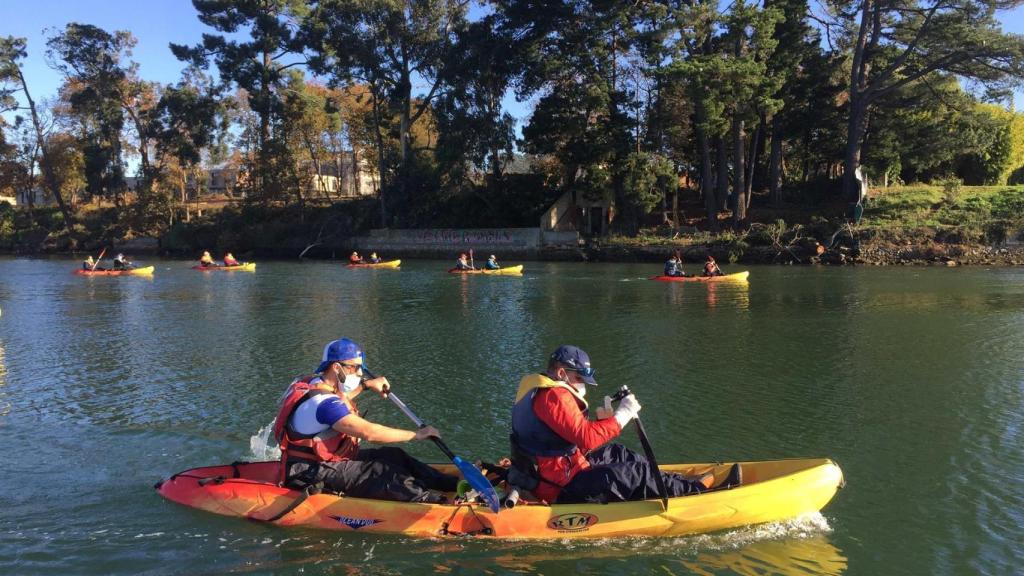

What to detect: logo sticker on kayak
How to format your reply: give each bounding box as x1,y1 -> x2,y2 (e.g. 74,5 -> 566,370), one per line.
547,513 -> 598,532
329,515 -> 382,530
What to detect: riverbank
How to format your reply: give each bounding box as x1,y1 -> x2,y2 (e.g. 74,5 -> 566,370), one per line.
3,185 -> 1022,266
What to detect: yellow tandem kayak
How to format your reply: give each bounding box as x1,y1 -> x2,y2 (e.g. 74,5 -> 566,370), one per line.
651,271 -> 750,283
448,264 -> 524,276
156,458 -> 843,538
74,266 -> 155,277
347,259 -> 401,269
191,263 -> 256,272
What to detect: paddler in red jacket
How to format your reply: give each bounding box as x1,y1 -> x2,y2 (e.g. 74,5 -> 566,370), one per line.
509,345 -> 730,504
275,338 -> 459,502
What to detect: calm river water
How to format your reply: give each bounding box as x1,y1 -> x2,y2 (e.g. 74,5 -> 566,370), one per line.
0,257 -> 1021,575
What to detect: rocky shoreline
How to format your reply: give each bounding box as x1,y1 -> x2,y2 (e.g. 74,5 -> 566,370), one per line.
4,233 -> 1023,267
578,240 -> 1024,267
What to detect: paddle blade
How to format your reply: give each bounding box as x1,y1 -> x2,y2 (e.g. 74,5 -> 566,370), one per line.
452,456 -> 500,513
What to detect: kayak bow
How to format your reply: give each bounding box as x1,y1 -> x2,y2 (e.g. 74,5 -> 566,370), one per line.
156,458 -> 843,538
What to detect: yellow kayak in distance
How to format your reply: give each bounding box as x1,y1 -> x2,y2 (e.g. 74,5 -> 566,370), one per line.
651,271 -> 749,283
347,259 -> 401,269
156,458 -> 843,539
191,263 -> 256,272
74,265 -> 155,277
447,264 -> 524,276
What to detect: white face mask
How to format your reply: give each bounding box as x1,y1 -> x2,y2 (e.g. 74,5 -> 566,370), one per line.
342,373 -> 363,393
562,371 -> 586,398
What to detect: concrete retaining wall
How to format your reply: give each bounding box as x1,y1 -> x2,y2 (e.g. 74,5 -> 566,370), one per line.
354,228 -> 579,259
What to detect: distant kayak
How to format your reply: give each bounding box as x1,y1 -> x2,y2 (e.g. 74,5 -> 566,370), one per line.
650,271 -> 749,283
191,263 -> 256,272
347,259 -> 401,269
448,265 -> 523,276
74,266 -> 154,277
155,458 -> 843,539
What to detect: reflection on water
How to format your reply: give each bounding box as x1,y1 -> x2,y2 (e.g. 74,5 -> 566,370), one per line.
0,341 -> 8,420
1,258 -> 1022,574
219,513 -> 843,576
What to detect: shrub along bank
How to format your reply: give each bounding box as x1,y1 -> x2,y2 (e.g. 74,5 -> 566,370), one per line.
594,186 -> 1024,266
3,186 -> 1023,265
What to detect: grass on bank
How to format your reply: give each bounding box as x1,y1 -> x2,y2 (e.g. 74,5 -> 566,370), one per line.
860,184 -> 1024,244
605,185 -> 1024,257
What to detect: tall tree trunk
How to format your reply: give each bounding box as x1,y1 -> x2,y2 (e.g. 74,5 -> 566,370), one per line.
259,49 -> 272,200
17,69 -> 74,235
398,69 -> 413,219
745,120 -> 762,209
351,148 -> 359,196
769,116 -> 783,205
843,100 -> 869,203
370,80 -> 388,226
695,107 -> 717,231
732,118 -> 746,224
715,136 -> 729,212
844,0 -> 874,202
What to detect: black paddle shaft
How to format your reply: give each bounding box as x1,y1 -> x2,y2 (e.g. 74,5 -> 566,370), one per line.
613,385 -> 670,510
361,367 -> 456,460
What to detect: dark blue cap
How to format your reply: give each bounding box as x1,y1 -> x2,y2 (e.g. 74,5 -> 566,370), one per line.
550,345 -> 597,385
316,338 -> 363,373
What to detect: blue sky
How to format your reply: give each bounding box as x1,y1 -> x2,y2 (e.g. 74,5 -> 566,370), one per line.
5,0 -> 1024,128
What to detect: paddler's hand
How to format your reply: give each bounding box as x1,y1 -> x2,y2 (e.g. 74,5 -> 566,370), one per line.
415,426 -> 441,441
363,376 -> 391,397
595,396 -> 614,420
613,394 -> 642,428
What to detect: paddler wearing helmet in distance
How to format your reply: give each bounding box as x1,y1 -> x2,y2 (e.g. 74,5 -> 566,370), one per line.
349,251 -> 364,264
484,254 -> 501,270
199,250 -> 216,267
455,253 -> 474,270
507,345 -> 740,504
112,253 -> 133,270
274,338 -> 459,503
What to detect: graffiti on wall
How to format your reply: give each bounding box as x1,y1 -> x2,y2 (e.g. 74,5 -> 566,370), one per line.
412,229 -> 517,245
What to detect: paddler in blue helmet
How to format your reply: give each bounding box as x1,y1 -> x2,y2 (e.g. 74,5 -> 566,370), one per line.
274,338 -> 459,502
508,345 -> 737,504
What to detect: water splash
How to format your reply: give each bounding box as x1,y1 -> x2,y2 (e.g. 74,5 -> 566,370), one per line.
248,420 -> 281,461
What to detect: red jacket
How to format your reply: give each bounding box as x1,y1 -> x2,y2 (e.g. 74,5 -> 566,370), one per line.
528,385 -> 621,502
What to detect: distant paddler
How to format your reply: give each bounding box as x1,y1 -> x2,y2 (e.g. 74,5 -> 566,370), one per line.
112,253 -> 134,270
199,250 -> 216,268
368,252 -> 382,264
702,255 -> 724,277
223,252 -> 239,267
484,254 -> 501,270
663,254 -> 687,277
454,253 -> 474,270
349,251 -> 364,265
82,255 -> 104,271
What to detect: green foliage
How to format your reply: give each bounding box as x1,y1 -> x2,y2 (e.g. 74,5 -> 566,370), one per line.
939,177 -> 963,204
